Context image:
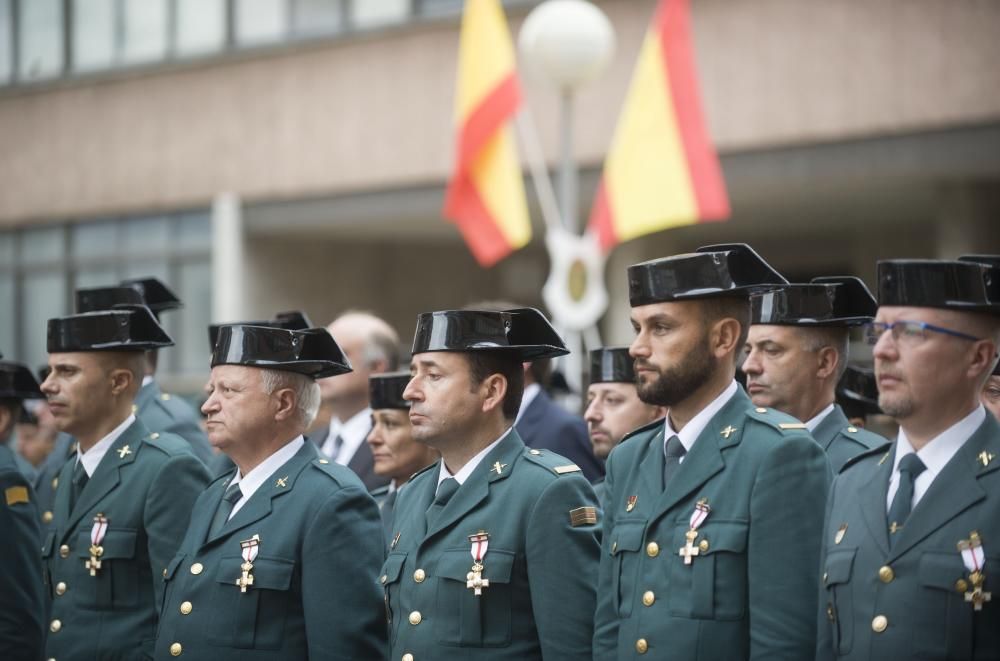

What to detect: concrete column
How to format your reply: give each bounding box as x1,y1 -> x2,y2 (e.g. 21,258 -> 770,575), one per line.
211,192 -> 246,323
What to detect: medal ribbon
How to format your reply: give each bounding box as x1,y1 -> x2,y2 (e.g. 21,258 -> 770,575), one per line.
91,516 -> 109,547
688,501 -> 710,532
242,540 -> 259,565
470,536 -> 489,564
959,538 -> 986,574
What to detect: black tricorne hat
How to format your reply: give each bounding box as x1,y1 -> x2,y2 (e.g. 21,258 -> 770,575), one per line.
47,305 -> 174,353
369,372 -> 411,410
211,325 -> 352,379
836,365 -> 881,416
208,311 -> 313,351
959,255 -> 1000,304
589,347 -> 636,385
0,360 -> 44,400
877,259 -> 1000,315
628,243 -> 787,307
410,308 -> 568,361
751,276 -> 876,327
120,277 -> 183,314
76,286 -> 145,313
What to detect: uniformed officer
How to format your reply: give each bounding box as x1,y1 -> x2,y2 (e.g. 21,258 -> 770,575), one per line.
23,388 -> 75,533
743,277 -> 887,470
0,358 -> 45,661
959,255 -> 1000,422
817,259 -> 1000,660
0,357 -> 46,481
366,372 -> 438,541
584,347 -> 665,503
593,243 -> 832,660
41,304 -> 211,660
155,324 -> 386,660
385,307 -> 600,660
836,364 -> 883,429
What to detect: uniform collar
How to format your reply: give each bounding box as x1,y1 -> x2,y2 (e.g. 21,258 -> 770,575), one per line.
894,405 -> 985,479
230,435 -> 305,515
77,413 -> 135,477
437,426 -> 513,487
665,380 -> 738,456
805,402 -> 836,432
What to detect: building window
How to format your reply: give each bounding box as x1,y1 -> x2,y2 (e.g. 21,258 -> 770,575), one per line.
71,0 -> 115,72
17,0 -> 63,81
121,0 -> 169,64
235,0 -> 290,46
0,0 -> 13,83
350,0 -> 410,29
175,0 -> 227,57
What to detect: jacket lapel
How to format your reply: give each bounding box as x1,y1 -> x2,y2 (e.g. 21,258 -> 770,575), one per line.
813,405 -> 850,451
856,446 -> 894,556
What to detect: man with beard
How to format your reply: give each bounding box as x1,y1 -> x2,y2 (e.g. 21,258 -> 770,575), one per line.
584,347 -> 666,502
593,244 -> 832,661
384,307 -> 600,660
742,277 -> 887,470
817,259 -> 1000,660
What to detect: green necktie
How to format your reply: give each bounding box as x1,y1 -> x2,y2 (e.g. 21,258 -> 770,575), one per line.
425,477 -> 459,529
887,453 -> 926,544
70,460 -> 89,511
209,482 -> 243,536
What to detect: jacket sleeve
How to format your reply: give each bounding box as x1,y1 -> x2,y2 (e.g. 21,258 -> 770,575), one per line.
815,472 -> 840,661
592,448 -> 619,660
0,469 -> 45,661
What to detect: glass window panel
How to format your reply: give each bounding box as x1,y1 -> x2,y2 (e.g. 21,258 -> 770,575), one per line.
293,0 -> 343,36
173,260 -> 212,374
71,0 -> 115,72
0,230 -> 14,265
122,215 -> 170,253
21,227 -> 64,264
74,265 -> 118,290
236,0 -> 289,46
176,211 -> 211,252
0,273 -> 14,356
71,220 -> 117,258
122,0 -> 168,64
18,0 -> 63,81
351,0 -> 409,29
175,0 -> 226,56
119,261 -> 169,283
416,0 -> 462,17
0,0 -> 12,83
23,271 -> 67,370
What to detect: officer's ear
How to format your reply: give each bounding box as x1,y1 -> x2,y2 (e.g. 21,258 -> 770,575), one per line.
108,368 -> 134,397
272,387 -> 298,422
479,373 -> 508,416
815,345 -> 840,380
708,317 -> 742,360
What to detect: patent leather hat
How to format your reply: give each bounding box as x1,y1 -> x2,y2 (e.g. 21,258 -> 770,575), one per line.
208,311 -> 313,351
48,305 -> 174,352
589,347 -> 636,385
0,360 -> 44,399
751,276 -> 877,327
120,277 -> 183,315
369,372 -> 411,410
210,325 -> 351,379
877,259 -> 1000,315
410,308 -> 568,361
836,365 -> 881,416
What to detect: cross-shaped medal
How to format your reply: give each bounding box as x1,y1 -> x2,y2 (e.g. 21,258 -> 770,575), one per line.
237,562 -> 255,592
492,461 -> 507,475
466,564 -> 490,595
720,425 -> 737,439
86,546 -> 104,575
678,530 -> 700,565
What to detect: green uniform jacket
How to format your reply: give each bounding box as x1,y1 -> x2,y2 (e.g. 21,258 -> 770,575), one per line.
593,387 -> 832,661
33,432 -> 75,532
155,441 -> 387,661
0,444 -> 45,661
43,418 -> 211,661
372,484 -> 399,546
817,414 -> 1000,660
135,381 -> 214,466
812,404 -> 887,473
383,430 -> 601,660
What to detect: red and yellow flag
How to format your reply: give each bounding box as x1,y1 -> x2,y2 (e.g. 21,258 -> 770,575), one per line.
443,0 -> 530,268
588,0 -> 729,251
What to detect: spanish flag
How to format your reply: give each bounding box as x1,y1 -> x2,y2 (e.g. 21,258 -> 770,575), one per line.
443,0 -> 531,268
588,0 -> 729,251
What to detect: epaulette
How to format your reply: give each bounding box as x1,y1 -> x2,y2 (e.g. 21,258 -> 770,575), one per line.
618,416 -> 667,447
407,462 -> 439,484
838,425 -> 887,452
745,406 -> 811,434
139,430 -> 193,456
839,441 -> 893,474
522,447 -> 584,476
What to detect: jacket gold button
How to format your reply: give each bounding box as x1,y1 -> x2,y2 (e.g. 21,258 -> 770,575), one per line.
402,655 -> 414,661
413,569 -> 426,583
878,566 -> 894,583
822,572 -> 828,584
698,539 -> 709,552
635,638 -> 648,654
50,619 -> 61,633
59,544 -> 70,558
170,642 -> 183,656
826,604 -> 835,622
163,568 -> 168,578
43,511 -> 54,523
150,433 -> 160,440
190,563 -> 203,575
756,407 -> 767,413
955,579 -> 969,593
642,591 -> 655,606
408,611 -> 422,625
380,575 -> 387,584
872,615 -> 888,633
180,601 -> 193,615
52,477 -> 59,490
847,426 -> 858,433
55,582 -> 67,596
646,542 -> 659,557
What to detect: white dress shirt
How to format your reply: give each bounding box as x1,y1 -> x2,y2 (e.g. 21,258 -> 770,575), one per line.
77,414 -> 136,477
227,436 -> 305,519
514,383 -> 542,425
322,407 -> 372,465
437,427 -> 513,488
805,403 -> 836,433
665,380 -> 739,463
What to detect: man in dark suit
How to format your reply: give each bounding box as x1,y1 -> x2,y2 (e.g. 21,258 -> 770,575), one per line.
313,311 -> 398,491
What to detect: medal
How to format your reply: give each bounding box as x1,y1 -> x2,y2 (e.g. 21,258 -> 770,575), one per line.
678,499 -> 710,565
86,514 -> 109,576
236,534 -> 260,593
466,531 -> 490,596
958,531 -> 992,611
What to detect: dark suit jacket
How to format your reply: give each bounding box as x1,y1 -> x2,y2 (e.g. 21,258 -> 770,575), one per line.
309,422 -> 390,492
32,432 -> 75,533
516,389 -> 604,482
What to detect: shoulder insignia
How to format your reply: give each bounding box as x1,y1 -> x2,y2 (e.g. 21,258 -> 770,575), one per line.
569,506 -> 597,527
746,406 -> 809,434
778,423 -> 808,430
554,464 -> 581,474
5,485 -> 29,506
846,426 -> 858,433
523,449 -> 583,476
839,442 -> 894,473
160,393 -> 172,401
978,451 -> 995,468
755,407 -> 768,413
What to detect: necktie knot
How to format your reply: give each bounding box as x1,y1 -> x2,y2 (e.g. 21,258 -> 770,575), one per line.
435,477 -> 459,506
72,460 -> 89,485
898,453 -> 926,478
223,482 -> 243,504
665,435 -> 686,459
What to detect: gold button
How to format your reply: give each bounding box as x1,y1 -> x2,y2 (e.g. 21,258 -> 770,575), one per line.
611,541 -> 617,553
822,572 -> 828,584
413,569 -> 426,583
402,655 -> 414,661
43,511 -> 54,523
642,591 -> 655,606
699,539 -> 709,552
872,615 -> 888,633
878,566 -> 894,583
55,582 -> 67,596
380,574 -> 387,585
180,601 -> 193,615
646,542 -> 659,557
847,426 -> 858,433
318,459 -> 329,464
955,579 -> 969,593
756,407 -> 767,413
408,611 -> 422,625
827,603 -> 835,622
52,477 -> 59,490
50,619 -> 61,633
59,544 -> 70,558
190,563 -> 203,575
636,638 -> 648,654
529,449 -> 541,455
170,642 -> 182,656
150,433 -> 160,440
163,568 -> 168,578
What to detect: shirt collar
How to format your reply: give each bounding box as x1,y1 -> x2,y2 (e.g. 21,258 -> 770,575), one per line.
230,436 -> 305,500
437,427 -> 513,487
77,414 -> 136,477
515,383 -> 542,424
141,375 -> 154,388
893,405 -> 986,478
665,380 -> 739,454
805,403 -> 837,432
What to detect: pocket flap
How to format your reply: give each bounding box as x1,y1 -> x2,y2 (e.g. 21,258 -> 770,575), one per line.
41,531 -> 55,558
379,552 -> 407,586
696,521 -> 749,554
611,521 -> 646,555
919,552 -> 965,590
163,554 -> 185,581
824,548 -> 856,586
436,548 -> 515,584
214,555 -> 295,591
76,529 -> 137,559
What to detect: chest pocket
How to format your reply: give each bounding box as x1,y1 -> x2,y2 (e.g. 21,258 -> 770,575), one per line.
914,552 -> 977,660
73,528 -> 140,609
434,547 -> 515,648
822,548 -> 856,656
206,555 -> 295,650
379,552 -> 407,639
668,520 -> 748,620
609,521 -> 646,618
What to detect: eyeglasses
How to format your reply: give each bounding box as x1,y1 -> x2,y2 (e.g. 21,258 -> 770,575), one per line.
863,320 -> 983,347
